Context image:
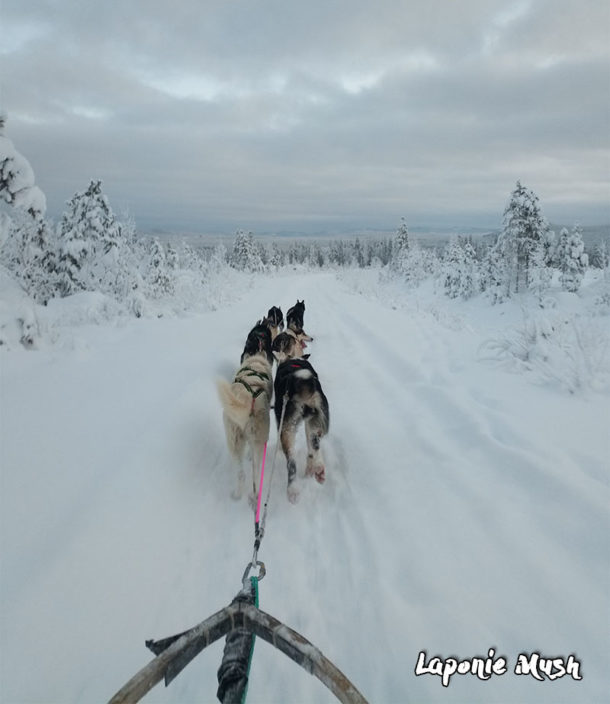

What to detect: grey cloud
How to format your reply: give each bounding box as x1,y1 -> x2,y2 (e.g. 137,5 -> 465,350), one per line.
2,0 -> 608,231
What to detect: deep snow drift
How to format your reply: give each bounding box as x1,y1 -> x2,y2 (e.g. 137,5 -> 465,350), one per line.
1,268 -> 609,703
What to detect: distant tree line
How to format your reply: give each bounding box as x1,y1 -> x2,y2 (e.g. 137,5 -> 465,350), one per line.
1,119 -> 608,314
229,182 -> 607,304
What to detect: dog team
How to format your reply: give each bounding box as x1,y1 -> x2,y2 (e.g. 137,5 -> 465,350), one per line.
216,300 -> 329,505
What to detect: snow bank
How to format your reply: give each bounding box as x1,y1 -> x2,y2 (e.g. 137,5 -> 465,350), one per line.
0,264 -> 39,349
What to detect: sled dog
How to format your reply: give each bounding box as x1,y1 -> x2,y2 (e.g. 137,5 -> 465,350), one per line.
286,300 -> 308,335
263,306 -> 284,341
272,328 -> 312,363
274,357 -> 329,503
217,322 -> 273,504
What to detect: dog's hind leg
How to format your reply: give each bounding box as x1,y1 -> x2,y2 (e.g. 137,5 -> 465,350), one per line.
305,417 -> 326,484
280,421 -> 300,504
248,442 -> 266,511
248,411 -> 270,510
224,416 -> 246,500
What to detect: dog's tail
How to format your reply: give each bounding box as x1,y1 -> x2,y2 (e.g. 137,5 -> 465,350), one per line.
216,379 -> 252,430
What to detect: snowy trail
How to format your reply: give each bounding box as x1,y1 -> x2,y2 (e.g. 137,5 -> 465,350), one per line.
1,271 -> 608,703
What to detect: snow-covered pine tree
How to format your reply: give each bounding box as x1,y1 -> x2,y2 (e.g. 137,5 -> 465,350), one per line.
0,115 -> 58,302
589,240 -> 608,270
229,230 -> 263,271
5,210 -> 59,303
481,241 -> 507,304
166,243 -> 179,272
390,218 -> 410,272
0,115 -> 46,218
442,240 -> 462,298
269,242 -> 283,269
55,180 -> 135,298
556,224 -> 588,293
493,181 -> 551,296
528,238 -> 553,304
146,237 -> 174,298
441,239 -> 476,299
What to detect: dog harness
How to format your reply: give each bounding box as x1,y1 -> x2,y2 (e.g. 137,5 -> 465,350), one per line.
234,366 -> 270,412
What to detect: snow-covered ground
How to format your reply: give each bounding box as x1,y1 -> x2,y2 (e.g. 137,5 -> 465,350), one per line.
1,268 -> 609,703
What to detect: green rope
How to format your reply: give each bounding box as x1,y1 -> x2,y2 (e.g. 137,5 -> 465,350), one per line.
241,576 -> 259,704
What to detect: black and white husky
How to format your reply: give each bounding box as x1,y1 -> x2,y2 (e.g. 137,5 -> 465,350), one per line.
263,306 -> 284,341
271,328 -> 313,363
217,322 -> 273,504
286,300 -> 307,334
274,357 -> 329,503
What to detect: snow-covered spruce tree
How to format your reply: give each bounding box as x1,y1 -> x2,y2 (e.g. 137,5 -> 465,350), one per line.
269,242 -> 283,269
166,243 -> 179,272
0,115 -> 46,218
441,239 -> 477,300
0,116 -> 61,303
589,240 -> 608,270
229,229 -> 263,271
556,225 -> 588,293
390,218 -> 410,272
3,209 -> 59,303
480,242 -> 506,303
55,180 -> 135,298
388,221 -> 437,287
493,181 -> 551,297
146,237 -> 174,298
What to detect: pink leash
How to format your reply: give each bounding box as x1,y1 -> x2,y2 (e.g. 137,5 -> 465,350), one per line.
255,442 -> 267,525
250,394 -> 288,569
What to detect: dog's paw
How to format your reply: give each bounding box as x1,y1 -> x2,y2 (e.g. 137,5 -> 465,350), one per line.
306,458 -> 325,483
287,482 -> 300,504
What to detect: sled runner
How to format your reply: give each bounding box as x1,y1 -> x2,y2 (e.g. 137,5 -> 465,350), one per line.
107,564 -> 367,704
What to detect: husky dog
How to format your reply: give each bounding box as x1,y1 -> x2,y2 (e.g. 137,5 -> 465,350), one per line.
272,328 -> 313,363
274,357 -> 329,503
263,306 -> 284,341
217,322 -> 273,504
240,320 -> 274,365
286,300 -> 308,335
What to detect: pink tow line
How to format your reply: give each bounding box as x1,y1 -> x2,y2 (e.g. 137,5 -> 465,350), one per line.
255,442 -> 268,524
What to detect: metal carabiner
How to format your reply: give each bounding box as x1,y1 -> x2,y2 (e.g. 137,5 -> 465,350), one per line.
242,560 -> 266,587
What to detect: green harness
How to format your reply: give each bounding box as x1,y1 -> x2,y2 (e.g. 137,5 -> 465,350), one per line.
234,366 -> 270,401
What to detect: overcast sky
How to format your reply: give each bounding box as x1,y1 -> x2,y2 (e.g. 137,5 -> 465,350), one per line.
2,0 -> 609,233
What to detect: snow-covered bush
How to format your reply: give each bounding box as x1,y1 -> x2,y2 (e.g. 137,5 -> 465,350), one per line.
0,264 -> 40,349
480,310 -> 609,394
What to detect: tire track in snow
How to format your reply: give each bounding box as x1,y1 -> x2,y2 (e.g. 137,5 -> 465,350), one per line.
314,279 -> 607,655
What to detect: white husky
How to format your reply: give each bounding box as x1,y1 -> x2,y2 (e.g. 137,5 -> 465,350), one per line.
216,323 -> 273,504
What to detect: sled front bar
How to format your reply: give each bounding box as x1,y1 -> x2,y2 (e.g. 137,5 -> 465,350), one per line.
107,601 -> 368,704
